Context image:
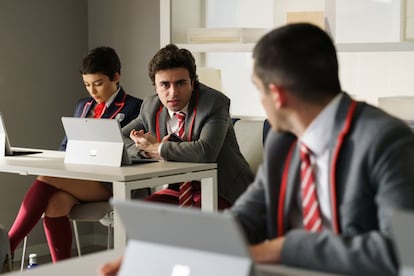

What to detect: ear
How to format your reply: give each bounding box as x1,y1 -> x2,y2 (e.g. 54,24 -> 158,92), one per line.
112,72 -> 120,83
268,83 -> 286,109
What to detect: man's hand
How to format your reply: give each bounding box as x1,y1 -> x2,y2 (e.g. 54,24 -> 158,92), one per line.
129,129 -> 161,159
249,237 -> 285,264
96,255 -> 123,276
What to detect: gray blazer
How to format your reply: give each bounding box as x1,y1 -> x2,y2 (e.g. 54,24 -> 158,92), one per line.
231,93 -> 414,275
122,83 -> 254,204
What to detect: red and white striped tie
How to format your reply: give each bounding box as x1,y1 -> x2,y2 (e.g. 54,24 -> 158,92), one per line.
299,143 -> 323,232
174,112 -> 186,138
174,112 -> 193,207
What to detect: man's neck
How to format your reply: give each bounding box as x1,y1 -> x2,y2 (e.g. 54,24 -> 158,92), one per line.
290,97 -> 336,138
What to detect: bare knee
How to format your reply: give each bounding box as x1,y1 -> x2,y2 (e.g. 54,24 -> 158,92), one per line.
44,192 -> 78,218
37,175 -> 50,182
37,176 -> 59,189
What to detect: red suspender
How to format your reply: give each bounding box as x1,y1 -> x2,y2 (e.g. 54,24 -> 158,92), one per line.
155,105 -> 163,142
277,140 -> 297,237
329,100 -> 357,234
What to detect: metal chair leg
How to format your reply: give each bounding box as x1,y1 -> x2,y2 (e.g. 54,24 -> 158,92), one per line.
106,211 -> 114,250
72,221 -> 82,257
20,236 -> 27,272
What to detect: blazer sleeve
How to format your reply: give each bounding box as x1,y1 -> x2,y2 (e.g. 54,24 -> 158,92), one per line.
160,93 -> 231,162
231,164 -> 269,243
121,115 -> 146,158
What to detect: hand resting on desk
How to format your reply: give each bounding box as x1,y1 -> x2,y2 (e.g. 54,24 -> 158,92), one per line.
97,255 -> 123,276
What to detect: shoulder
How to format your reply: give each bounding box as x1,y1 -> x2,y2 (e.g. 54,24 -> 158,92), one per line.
198,83 -> 230,104
142,94 -> 161,107
355,102 -> 411,135
75,97 -> 92,107
125,94 -> 143,106
118,87 -> 143,105
265,131 -> 297,159
351,102 -> 414,152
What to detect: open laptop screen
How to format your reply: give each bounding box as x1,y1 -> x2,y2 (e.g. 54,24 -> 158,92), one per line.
0,113 -> 41,156
61,117 -> 157,167
111,199 -> 254,276
61,117 -> 125,167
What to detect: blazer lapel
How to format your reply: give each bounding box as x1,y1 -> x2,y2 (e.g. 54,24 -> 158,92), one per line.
80,100 -> 94,118
184,89 -> 198,140
102,88 -> 126,119
327,92 -> 358,233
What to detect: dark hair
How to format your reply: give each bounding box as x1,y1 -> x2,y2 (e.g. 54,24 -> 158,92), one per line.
80,46 -> 121,81
253,23 -> 341,101
148,44 -> 198,86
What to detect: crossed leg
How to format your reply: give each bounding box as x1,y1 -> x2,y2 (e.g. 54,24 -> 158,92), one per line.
9,175 -> 112,262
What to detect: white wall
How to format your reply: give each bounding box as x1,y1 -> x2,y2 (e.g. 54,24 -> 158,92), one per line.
339,51 -> 414,105
204,0 -> 414,116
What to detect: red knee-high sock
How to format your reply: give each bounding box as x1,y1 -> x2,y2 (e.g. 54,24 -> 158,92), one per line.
8,180 -> 59,253
43,216 -> 72,262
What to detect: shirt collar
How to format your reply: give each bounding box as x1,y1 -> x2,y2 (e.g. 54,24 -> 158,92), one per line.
300,94 -> 343,157
103,86 -> 121,108
167,104 -> 189,119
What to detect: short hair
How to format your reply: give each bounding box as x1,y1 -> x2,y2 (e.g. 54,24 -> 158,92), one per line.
253,23 -> 341,101
148,44 -> 199,86
80,46 -> 121,81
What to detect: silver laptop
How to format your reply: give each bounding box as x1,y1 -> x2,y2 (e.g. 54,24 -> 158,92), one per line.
390,209 -> 414,276
61,117 -> 157,167
0,112 -> 41,156
111,199 -> 255,276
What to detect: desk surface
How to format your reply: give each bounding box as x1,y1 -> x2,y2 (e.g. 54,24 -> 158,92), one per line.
0,148 -> 217,182
5,250 -> 342,276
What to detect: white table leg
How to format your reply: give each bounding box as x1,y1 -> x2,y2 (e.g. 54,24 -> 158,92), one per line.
200,169 -> 218,212
112,181 -> 129,250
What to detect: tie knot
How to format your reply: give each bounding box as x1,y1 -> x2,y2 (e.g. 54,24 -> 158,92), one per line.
299,143 -> 312,160
174,112 -> 186,122
94,102 -> 106,118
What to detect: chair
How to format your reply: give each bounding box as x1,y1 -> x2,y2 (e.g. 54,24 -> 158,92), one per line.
69,201 -> 114,256
233,118 -> 269,174
20,201 -> 113,271
377,96 -> 414,121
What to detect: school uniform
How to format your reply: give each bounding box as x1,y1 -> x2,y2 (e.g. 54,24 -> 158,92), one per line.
59,87 -> 142,151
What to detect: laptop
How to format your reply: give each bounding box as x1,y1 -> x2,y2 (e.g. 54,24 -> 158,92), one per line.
0,113 -> 42,156
111,199 -> 255,276
390,209 -> 414,276
61,117 -> 157,167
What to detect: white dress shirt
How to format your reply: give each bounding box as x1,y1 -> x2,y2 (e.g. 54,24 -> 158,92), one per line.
299,93 -> 343,229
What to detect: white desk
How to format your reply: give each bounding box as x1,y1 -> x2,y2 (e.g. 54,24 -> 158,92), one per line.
5,249 -> 343,276
1,148 -> 218,249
